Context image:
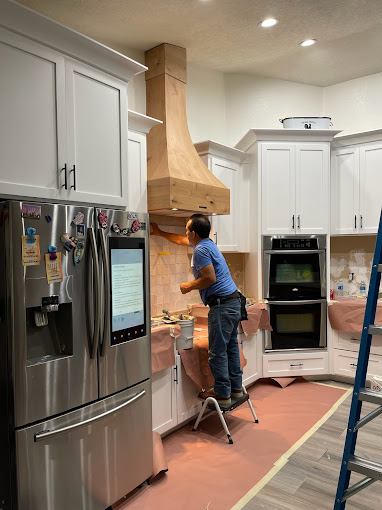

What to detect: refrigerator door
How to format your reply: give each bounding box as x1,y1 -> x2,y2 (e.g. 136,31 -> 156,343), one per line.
5,201 -> 98,427
96,209 -> 151,397
15,379 -> 152,510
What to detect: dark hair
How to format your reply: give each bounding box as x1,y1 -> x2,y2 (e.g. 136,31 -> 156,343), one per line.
189,214 -> 211,239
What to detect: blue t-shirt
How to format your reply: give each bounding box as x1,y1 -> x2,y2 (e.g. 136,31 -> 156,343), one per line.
191,238 -> 237,306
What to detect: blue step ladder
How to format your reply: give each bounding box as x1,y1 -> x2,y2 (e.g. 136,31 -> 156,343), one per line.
334,208 -> 382,509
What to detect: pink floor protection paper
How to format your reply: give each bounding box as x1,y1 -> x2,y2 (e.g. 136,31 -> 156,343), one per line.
114,378 -> 346,510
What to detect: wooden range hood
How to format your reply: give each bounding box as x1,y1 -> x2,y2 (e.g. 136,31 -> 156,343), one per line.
145,44 -> 230,216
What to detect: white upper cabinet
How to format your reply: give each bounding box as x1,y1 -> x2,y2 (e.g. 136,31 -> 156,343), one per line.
332,131 -> 382,234
0,2 -> 146,206
261,142 -> 329,234
195,141 -> 248,252
0,29 -> 67,201
127,111 -> 162,213
65,60 -> 128,205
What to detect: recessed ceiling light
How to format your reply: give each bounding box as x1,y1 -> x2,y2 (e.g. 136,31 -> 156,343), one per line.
171,208 -> 178,211
300,39 -> 317,47
258,18 -> 279,28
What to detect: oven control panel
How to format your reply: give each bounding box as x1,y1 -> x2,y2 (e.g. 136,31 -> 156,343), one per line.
272,238 -> 318,250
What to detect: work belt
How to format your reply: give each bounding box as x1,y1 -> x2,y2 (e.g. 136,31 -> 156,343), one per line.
208,291 -> 240,308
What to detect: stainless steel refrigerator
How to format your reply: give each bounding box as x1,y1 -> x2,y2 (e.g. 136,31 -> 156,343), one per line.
0,201 -> 152,510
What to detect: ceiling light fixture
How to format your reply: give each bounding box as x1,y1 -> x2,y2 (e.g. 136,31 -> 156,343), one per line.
299,39 -> 317,47
258,18 -> 279,28
171,208 -> 178,211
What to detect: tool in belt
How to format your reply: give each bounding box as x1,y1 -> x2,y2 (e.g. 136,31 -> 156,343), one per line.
208,291 -> 240,307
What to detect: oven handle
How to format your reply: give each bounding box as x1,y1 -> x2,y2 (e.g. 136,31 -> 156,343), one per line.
263,250 -> 325,255
267,299 -> 327,305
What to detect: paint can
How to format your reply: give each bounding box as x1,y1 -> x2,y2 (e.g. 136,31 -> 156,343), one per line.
176,317 -> 194,350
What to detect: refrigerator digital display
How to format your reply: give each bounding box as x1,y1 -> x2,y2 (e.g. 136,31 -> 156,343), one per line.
110,237 -> 146,344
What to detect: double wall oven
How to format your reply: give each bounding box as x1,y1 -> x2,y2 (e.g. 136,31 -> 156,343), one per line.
263,235 -> 327,351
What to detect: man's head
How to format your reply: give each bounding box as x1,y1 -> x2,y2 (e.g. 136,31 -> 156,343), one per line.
186,214 -> 211,244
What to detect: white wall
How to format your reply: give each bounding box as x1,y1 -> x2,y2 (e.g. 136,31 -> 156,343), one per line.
224,74 -> 324,146
186,64 -> 227,145
324,72 -> 382,136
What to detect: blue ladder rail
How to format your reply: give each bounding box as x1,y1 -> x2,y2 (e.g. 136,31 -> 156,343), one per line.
334,208 -> 382,509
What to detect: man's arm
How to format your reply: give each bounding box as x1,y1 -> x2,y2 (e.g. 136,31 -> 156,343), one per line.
150,223 -> 190,247
180,264 -> 216,294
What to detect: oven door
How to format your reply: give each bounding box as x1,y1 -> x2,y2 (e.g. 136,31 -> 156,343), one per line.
264,250 -> 326,300
265,299 -> 326,351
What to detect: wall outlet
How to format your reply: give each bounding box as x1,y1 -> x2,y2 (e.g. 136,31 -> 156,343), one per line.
348,272 -> 354,281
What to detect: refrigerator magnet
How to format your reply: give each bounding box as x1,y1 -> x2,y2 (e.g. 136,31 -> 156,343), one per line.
72,212 -> 84,225
45,252 -> 63,284
98,212 -> 108,229
76,224 -> 85,239
22,235 -> 41,266
74,240 -> 85,265
48,245 -> 57,261
21,203 -> 41,219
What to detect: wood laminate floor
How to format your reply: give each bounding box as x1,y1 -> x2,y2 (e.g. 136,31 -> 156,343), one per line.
242,381 -> 382,510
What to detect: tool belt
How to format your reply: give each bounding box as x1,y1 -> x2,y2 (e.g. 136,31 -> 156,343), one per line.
208,291 -> 240,307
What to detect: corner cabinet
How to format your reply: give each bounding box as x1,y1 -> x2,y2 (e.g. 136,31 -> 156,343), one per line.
127,111 -> 162,213
331,130 -> 382,234
0,14 -> 146,206
195,141 -> 249,252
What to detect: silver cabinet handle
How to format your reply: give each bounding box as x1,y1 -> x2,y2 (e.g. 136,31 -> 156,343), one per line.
290,363 -> 304,367
34,390 -> 146,442
214,232 -> 218,245
350,363 -> 357,367
87,227 -> 101,359
350,337 -> 360,341
99,229 -> 110,358
297,215 -> 300,229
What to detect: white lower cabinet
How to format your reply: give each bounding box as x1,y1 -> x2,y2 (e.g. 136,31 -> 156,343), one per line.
239,332 -> 262,387
151,354 -> 201,436
263,351 -> 329,377
332,330 -> 382,380
151,365 -> 178,436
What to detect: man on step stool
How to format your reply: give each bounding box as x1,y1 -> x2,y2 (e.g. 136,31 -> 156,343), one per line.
150,214 -> 243,406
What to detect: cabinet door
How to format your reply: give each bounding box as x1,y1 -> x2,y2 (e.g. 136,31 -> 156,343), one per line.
210,156 -> 240,251
240,332 -> 262,387
359,143 -> 382,233
261,144 -> 295,234
66,60 -> 128,205
0,29 -> 67,200
296,144 -> 329,234
151,366 -> 178,436
175,354 -> 202,424
127,130 -> 148,213
331,147 -> 359,234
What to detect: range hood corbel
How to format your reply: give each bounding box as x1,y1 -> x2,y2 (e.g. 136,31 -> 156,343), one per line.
145,43 -> 230,217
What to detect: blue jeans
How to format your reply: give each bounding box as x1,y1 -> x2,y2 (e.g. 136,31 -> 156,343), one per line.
208,299 -> 242,398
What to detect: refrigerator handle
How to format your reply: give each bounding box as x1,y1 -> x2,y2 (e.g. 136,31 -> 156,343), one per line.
99,229 -> 110,357
87,227 -> 101,359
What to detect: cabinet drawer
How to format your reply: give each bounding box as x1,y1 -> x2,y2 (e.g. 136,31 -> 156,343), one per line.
333,331 -> 382,356
263,351 -> 328,376
333,349 -> 382,379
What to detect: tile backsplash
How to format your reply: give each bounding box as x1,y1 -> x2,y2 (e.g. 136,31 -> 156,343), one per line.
149,225 -> 245,316
330,236 -> 376,296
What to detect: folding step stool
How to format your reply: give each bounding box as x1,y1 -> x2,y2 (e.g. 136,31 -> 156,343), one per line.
192,384 -> 259,444
334,207 -> 382,509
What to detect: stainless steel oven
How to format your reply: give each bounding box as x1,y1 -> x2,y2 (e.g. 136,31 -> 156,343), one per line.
264,299 -> 326,351
263,235 -> 327,351
264,235 -> 326,300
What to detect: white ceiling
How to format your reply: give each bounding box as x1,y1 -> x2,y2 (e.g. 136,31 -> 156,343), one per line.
16,0 -> 382,86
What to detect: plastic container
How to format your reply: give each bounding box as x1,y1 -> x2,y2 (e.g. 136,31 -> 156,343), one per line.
175,317 -> 195,350
279,117 -> 332,129
336,279 -> 344,297
359,281 -> 367,297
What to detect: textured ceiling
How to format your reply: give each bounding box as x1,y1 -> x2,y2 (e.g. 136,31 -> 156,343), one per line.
15,0 -> 382,86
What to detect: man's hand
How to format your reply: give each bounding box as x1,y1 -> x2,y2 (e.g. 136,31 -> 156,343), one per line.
150,223 -> 162,236
180,282 -> 192,294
